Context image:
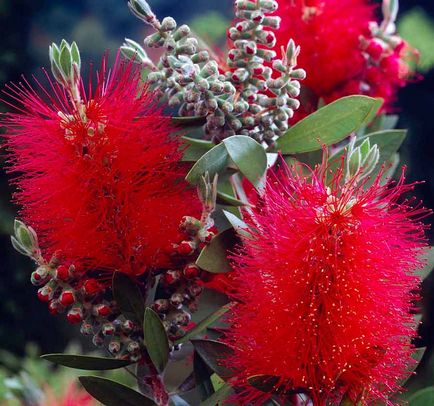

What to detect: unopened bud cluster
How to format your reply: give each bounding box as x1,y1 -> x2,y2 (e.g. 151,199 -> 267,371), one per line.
20,239 -> 144,361
125,0 -> 305,145
49,40 -> 81,89
226,1 -> 306,144
13,211 -> 217,359
359,0 -> 410,96
153,215 -> 217,343
346,137 -> 380,181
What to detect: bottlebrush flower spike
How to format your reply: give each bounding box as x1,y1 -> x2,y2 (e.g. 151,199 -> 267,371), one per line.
2,53 -> 200,278
275,0 -> 416,116
45,383 -> 95,406
222,159 -> 429,405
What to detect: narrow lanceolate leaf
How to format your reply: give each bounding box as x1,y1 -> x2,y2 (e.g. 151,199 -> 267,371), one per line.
200,383 -> 234,406
79,376 -> 156,406
222,136 -> 267,189
222,210 -> 251,238
247,375 -> 280,393
182,136 -> 215,162
172,116 -> 207,125
112,272 -> 145,323
277,96 -> 383,154
175,302 -> 235,345
408,387 -> 434,406
186,143 -> 228,184
144,307 -> 170,374
216,191 -> 249,207
196,229 -> 237,273
41,354 -> 132,370
192,339 -> 234,379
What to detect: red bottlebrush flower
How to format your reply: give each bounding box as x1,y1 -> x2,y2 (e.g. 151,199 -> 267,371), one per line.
222,161 -> 429,405
45,383 -> 95,406
2,56 -> 200,280
275,0 -> 415,116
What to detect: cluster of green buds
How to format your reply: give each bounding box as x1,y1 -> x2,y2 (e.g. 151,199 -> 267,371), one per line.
346,137 -> 380,181
49,40 -> 84,116
124,0 -> 305,146
227,1 -> 306,144
125,0 -> 237,144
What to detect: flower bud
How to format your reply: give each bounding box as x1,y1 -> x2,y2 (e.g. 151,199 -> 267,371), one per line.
102,323 -> 116,336
126,340 -> 140,353
38,285 -> 54,302
94,303 -> 111,318
162,270 -> 182,285
153,299 -> 170,313
49,40 -> 81,88
161,17 -> 177,32
67,307 -> 83,324
59,290 -> 75,307
128,0 -> 156,24
121,38 -> 153,67
177,241 -> 197,256
82,279 -> 101,295
108,340 -> 121,354
80,322 -> 94,335
11,220 -> 40,258
31,266 -> 51,286
122,320 -> 135,333
54,265 -> 71,281
346,138 -> 380,180
170,292 -> 184,307
183,264 -> 200,279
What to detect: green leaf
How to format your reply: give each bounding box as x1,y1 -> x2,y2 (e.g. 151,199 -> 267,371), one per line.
41,354 -> 132,370
194,351 -> 214,400
112,272 -> 145,323
277,96 -> 383,154
11,236 -> 31,257
222,136 -> 267,189
180,130 -> 215,162
200,383 -> 233,406
79,376 -> 156,406
365,130 -> 407,166
401,347 -> 426,387
216,191 -> 249,207
175,302 -> 235,345
247,375 -> 280,393
113,272 -> 145,324
172,116 -> 207,126
186,143 -> 228,184
192,340 -> 234,379
416,249 -> 434,280
222,210 -> 250,238
408,387 -> 434,406
196,229 -> 237,273
144,308 -> 170,374
70,41 -> 81,69
59,44 -> 72,77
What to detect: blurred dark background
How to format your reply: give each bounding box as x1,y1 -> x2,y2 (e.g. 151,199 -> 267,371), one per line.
0,0 -> 433,392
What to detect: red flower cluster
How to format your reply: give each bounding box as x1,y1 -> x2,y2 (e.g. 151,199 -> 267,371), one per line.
45,383 -> 95,406
275,0 -> 415,115
223,161 -> 428,405
2,57 -> 200,279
